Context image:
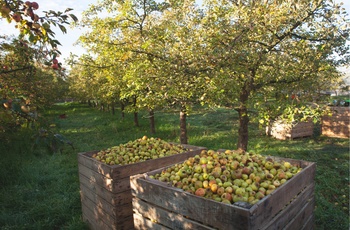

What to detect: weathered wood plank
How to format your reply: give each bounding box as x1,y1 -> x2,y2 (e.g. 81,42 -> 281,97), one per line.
81,195 -> 134,229
79,163 -> 131,193
81,202 -> 113,230
81,188 -> 133,220
301,214 -> 315,230
80,181 -> 133,218
110,216 -> 135,230
285,199 -> 315,230
133,197 -> 217,230
133,213 -> 171,230
79,173 -> 132,206
322,107 -> 350,138
263,182 -> 315,230
78,150 -> 117,178
268,120 -> 314,140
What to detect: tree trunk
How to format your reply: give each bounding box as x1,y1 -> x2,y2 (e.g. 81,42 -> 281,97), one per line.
236,88 -> 250,151
133,96 -> 139,127
112,103 -> 115,115
134,112 -> 139,127
180,105 -> 188,144
149,109 -> 156,134
121,101 -> 125,119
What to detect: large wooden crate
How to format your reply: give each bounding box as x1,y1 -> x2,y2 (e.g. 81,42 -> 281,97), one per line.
266,120 -> 314,140
322,106 -> 350,139
78,144 -> 206,230
131,156 -> 316,230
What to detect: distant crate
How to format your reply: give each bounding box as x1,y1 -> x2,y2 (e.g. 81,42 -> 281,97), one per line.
266,120 -> 314,140
131,156 -> 316,230
322,106 -> 350,139
78,144 -> 206,230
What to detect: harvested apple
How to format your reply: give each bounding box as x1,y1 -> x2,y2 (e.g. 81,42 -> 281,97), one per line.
92,136 -> 188,165
152,149 -> 302,206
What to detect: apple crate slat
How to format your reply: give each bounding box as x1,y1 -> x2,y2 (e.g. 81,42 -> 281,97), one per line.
78,144 -> 206,230
267,120 -> 314,140
322,106 -> 350,139
130,156 -> 316,230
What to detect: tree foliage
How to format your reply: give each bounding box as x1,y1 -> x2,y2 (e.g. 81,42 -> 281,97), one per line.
1,0 -> 78,56
0,0 -> 77,137
0,37 -> 69,135
70,0 -> 349,150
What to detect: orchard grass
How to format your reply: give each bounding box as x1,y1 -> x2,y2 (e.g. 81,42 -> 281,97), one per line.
0,102 -> 349,229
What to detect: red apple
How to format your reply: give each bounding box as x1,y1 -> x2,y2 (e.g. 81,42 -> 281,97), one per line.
221,192 -> 233,202
31,2 -> 39,10
52,63 -> 59,69
195,188 -> 206,197
24,1 -> 32,7
242,167 -> 251,175
11,13 -> 22,22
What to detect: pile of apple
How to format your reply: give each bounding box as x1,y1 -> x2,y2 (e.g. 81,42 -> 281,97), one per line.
150,149 -> 302,205
92,136 -> 188,165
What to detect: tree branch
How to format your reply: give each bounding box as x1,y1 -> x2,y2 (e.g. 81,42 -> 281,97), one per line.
0,66 -> 33,74
291,33 -> 331,42
265,3 -> 322,53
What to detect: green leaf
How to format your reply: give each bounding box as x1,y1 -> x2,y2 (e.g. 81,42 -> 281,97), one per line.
52,40 -> 62,46
58,25 -> 67,34
69,14 -> 79,22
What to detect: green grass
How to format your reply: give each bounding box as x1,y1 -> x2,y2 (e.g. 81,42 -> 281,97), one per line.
0,102 -> 349,229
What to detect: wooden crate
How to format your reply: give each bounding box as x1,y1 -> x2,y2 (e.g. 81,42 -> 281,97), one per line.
78,144 -> 206,230
131,157 -> 316,230
267,120 -> 314,140
322,107 -> 350,139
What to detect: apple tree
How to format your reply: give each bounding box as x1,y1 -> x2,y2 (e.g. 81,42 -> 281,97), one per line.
1,0 -> 77,137
196,0 -> 349,151
0,37 -> 69,135
73,0 -> 173,132
1,0 -> 77,57
142,0 -> 210,143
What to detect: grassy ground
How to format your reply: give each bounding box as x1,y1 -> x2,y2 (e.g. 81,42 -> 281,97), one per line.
0,102 -> 349,229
